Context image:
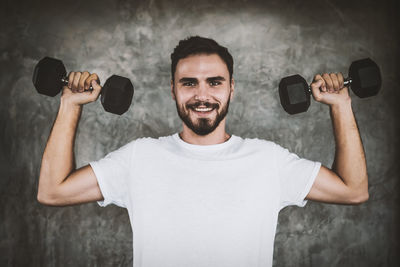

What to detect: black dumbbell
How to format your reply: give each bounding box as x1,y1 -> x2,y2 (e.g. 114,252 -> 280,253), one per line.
278,58 -> 382,114
32,57 -> 134,115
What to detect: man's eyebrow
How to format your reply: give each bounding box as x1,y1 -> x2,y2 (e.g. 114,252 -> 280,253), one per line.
206,76 -> 226,82
178,77 -> 198,83
178,76 -> 226,83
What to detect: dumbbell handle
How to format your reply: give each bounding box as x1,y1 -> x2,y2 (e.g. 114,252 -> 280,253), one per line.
61,77 -> 96,91
307,78 -> 352,93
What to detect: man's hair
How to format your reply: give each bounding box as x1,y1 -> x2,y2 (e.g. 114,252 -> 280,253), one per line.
170,36 -> 234,83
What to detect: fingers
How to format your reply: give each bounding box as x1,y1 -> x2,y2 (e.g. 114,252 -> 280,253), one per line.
68,72 -> 75,89
78,71 -> 90,92
322,73 -> 334,93
310,72 -> 344,101
337,72 -> 344,89
310,74 -> 325,101
320,72 -> 345,93
312,74 -> 326,91
68,71 -> 100,93
85,73 -> 100,90
70,72 -> 81,92
330,73 -> 340,93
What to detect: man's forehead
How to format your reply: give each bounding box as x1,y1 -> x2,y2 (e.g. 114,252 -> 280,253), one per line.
175,54 -> 229,78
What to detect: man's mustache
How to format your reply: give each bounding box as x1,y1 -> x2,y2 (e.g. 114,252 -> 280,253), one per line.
186,101 -> 219,110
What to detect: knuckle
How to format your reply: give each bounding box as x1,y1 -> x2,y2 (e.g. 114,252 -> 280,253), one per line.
93,73 -> 100,81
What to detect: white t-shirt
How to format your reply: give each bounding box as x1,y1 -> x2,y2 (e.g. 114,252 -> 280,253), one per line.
89,133 -> 321,267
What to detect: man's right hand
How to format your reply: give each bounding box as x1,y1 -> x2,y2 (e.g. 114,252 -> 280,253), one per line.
61,71 -> 102,107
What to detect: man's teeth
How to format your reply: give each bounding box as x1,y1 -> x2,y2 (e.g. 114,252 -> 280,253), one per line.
194,107 -> 213,112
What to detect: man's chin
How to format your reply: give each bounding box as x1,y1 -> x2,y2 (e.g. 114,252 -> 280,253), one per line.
177,105 -> 228,136
188,118 -> 220,136
189,126 -> 215,136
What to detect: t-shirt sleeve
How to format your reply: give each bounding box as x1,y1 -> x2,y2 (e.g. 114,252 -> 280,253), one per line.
89,141 -> 135,208
274,143 -> 321,210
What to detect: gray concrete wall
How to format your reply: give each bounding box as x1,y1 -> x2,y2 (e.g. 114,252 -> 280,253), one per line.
1,0 -> 399,266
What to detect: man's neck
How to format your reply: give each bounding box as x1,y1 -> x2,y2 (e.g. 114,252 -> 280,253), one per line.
179,120 -> 230,145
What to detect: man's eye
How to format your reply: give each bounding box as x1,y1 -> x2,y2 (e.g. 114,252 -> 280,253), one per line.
183,82 -> 196,87
210,81 -> 222,86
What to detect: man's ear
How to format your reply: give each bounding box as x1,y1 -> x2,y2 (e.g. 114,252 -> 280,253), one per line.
230,78 -> 235,100
171,80 -> 176,101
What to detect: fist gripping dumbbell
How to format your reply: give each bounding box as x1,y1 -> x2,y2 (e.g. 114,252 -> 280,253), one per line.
278,58 -> 382,114
32,57 -> 134,115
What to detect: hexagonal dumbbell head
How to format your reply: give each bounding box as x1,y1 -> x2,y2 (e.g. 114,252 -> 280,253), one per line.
278,74 -> 311,114
348,58 -> 381,98
33,57 -> 67,96
101,75 -> 134,115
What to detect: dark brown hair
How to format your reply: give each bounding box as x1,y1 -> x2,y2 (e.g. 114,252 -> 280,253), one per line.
170,36 -> 234,82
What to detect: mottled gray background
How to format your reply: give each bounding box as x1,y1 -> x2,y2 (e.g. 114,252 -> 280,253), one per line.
1,0 -> 399,266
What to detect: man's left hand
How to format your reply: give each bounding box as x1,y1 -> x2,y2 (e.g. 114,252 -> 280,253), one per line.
310,73 -> 351,107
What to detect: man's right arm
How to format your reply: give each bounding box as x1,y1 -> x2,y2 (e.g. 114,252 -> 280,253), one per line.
37,72 -> 104,206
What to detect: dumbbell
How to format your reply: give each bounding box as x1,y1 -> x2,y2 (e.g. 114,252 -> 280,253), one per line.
32,57 -> 134,115
278,58 -> 382,114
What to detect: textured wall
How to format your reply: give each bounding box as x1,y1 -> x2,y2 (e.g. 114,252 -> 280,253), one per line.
1,0 -> 399,266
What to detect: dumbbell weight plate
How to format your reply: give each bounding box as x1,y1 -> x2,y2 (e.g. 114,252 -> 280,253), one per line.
101,75 -> 134,115
278,74 -> 310,114
348,58 -> 381,98
33,57 -> 67,97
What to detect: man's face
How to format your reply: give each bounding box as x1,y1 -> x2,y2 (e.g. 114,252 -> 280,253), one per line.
171,53 -> 234,136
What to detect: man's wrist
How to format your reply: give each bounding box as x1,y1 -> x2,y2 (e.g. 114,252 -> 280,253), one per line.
329,99 -> 353,114
59,99 -> 83,117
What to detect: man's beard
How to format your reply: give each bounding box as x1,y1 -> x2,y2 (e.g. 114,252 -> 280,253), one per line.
175,96 -> 230,136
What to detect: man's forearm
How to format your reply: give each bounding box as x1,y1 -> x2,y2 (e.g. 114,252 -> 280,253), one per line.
330,100 -> 368,196
37,101 -> 82,200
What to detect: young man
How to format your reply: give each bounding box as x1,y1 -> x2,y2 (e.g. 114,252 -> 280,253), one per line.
37,36 -> 369,267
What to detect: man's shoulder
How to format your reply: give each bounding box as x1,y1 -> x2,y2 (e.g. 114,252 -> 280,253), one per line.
130,134 -> 175,148
238,135 -> 279,149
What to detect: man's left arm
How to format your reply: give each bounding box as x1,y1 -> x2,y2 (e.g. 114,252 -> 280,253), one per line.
305,73 -> 369,205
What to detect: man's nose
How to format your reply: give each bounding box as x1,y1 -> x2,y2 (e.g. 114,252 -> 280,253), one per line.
195,82 -> 210,101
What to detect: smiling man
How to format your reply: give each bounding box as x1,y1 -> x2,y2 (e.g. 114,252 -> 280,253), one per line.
172,49 -> 233,143
37,36 -> 369,267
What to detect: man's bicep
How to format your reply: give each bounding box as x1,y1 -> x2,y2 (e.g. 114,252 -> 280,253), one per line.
49,165 -> 104,206
306,165 -> 355,204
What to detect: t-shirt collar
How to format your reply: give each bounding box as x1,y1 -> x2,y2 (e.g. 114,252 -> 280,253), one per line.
172,133 -> 237,152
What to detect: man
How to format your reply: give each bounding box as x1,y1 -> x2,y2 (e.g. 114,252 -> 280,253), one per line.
37,36 -> 369,267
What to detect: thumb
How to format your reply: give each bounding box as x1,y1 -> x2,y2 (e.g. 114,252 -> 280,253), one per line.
91,80 -> 102,93
88,79 -> 102,100
310,79 -> 324,102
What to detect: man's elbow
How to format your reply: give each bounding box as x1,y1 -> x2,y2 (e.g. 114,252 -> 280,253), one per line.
37,187 -> 59,206
350,190 -> 369,205
346,174 -> 369,205
37,191 -> 54,206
